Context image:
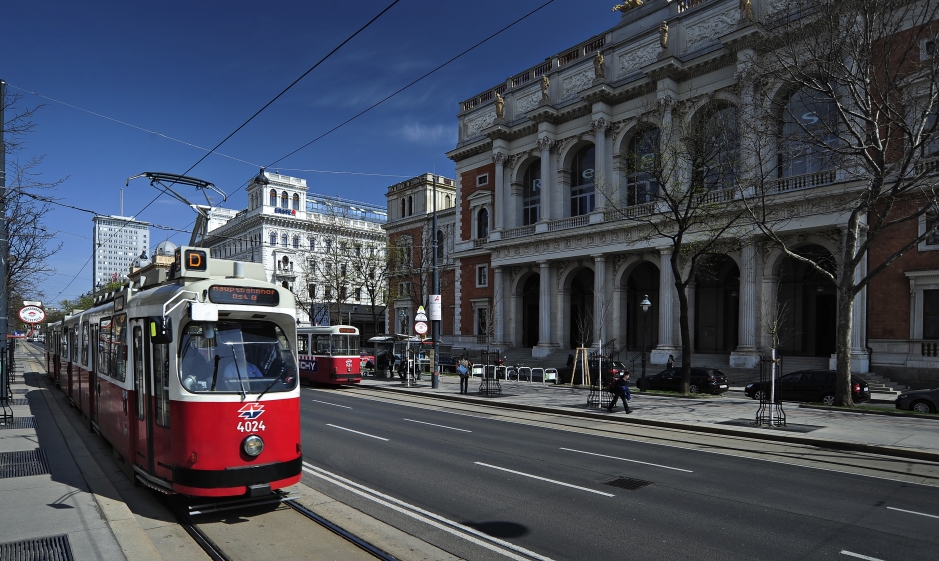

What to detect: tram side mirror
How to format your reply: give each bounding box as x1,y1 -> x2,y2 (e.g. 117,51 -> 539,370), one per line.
150,317 -> 173,344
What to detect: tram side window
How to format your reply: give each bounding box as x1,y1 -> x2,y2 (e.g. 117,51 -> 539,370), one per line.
297,334 -> 309,355
81,322 -> 89,365
330,334 -> 359,355
110,314 -> 127,382
70,328 -> 79,362
133,326 -> 144,421
61,328 -> 68,359
315,335 -> 331,355
98,318 -> 111,375
152,343 -> 170,427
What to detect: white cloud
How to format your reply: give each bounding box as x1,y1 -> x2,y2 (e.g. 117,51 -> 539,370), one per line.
400,122 -> 455,145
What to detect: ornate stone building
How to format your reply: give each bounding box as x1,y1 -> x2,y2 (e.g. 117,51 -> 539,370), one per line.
201,171 -> 388,337
444,0 -> 939,378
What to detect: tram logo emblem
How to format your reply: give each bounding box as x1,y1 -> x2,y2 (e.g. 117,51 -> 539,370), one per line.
238,403 -> 266,420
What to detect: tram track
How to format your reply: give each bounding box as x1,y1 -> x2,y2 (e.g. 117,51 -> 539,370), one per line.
22,342 -> 399,561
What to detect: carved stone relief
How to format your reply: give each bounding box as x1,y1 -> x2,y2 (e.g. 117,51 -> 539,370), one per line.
561,67 -> 596,101
685,9 -> 739,52
465,110 -> 497,138
515,90 -> 542,114
615,41 -> 659,79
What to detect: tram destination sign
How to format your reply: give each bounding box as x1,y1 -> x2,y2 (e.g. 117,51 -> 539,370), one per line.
208,285 -> 280,306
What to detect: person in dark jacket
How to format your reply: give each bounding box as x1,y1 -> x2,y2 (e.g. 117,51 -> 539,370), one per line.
566,354 -> 575,367
607,373 -> 632,413
666,354 -> 675,369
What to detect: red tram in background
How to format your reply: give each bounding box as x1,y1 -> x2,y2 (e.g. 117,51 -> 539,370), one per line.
45,247 -> 302,497
297,325 -> 361,385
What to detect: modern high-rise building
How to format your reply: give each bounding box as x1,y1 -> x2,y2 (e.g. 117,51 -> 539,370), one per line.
92,215 -> 150,289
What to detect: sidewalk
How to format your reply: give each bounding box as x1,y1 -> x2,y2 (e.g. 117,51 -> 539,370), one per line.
0,348 -> 150,560
359,374 -> 939,463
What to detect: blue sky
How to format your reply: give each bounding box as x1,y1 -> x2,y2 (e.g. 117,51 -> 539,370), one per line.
4,0 -> 619,304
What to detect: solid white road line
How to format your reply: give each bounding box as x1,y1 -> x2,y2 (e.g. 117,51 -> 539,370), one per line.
302,462 -> 555,561
840,551 -> 885,561
560,447 -> 693,473
474,462 -> 615,497
887,506 -> 939,519
326,424 -> 388,441
312,399 -> 352,409
403,418 -> 472,432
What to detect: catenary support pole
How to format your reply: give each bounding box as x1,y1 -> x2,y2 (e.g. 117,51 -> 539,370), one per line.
0,79 -> 9,387
431,173 -> 439,389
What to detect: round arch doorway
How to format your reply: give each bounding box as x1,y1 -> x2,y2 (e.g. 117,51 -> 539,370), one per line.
625,261 -> 659,352
694,255 -> 739,353
776,245 -> 838,357
521,274 -> 540,348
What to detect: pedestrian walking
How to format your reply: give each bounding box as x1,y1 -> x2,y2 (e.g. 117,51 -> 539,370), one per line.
457,355 -> 471,394
666,354 -> 674,369
566,353 -> 575,367
607,372 -> 632,413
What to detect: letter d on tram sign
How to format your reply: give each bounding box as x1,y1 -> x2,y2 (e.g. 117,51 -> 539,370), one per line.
429,295 -> 442,321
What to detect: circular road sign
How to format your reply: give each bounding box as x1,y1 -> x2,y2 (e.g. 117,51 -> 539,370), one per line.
413,321 -> 428,335
19,306 -> 46,324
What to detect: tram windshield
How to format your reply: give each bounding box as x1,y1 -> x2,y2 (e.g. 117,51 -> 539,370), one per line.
179,321 -> 298,395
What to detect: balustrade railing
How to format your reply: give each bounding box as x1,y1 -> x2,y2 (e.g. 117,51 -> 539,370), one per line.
678,0 -> 710,12
502,225 -> 536,240
921,340 -> 939,358
699,187 -> 736,205
915,156 -> 939,176
604,202 -> 656,221
547,215 -> 589,232
473,238 -> 488,248
766,170 -> 837,194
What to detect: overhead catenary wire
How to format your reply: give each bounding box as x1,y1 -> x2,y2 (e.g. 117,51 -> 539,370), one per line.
47,0 -> 402,303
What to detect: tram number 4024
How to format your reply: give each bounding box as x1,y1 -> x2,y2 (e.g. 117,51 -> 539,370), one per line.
237,420 -> 266,432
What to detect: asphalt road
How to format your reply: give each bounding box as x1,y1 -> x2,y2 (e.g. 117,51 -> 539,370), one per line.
298,386 -> 938,561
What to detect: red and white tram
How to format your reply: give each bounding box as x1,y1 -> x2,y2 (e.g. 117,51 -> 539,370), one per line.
297,325 -> 361,385
45,247 -> 302,497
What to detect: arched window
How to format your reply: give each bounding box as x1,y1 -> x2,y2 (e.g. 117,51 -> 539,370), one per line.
779,88 -> 838,178
477,207 -> 489,239
309,237 -> 316,250
269,232 -> 277,246
269,189 -> 277,206
698,105 -> 739,190
626,127 -> 660,205
325,239 -> 332,251
292,235 -> 300,249
445,195 -> 451,208
281,234 -> 288,247
408,196 -> 413,216
400,199 -> 406,218
281,191 -> 289,209
292,193 -> 300,211
570,145 -> 596,216
522,160 -> 541,225
436,230 -> 445,260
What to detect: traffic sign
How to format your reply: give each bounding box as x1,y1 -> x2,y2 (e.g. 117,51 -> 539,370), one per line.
19,306 -> 45,324
414,305 -> 428,322
414,321 -> 428,335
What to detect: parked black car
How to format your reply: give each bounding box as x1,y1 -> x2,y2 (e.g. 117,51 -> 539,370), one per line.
437,355 -> 457,373
642,367 -> 729,394
895,387 -> 939,413
745,370 -> 871,405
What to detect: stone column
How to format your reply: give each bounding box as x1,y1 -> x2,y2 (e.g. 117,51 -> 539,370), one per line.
493,266 -> 505,344
760,275 -> 779,351
593,255 -> 608,347
593,118 -> 610,210
534,260 -> 557,357
509,181 -> 523,230
538,137 -> 554,223
850,250 -> 870,373
651,247 -> 677,364
731,242 -> 761,368
493,152 -> 507,231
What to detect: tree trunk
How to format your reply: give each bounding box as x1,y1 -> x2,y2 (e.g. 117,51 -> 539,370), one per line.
672,253 -> 692,394
835,284 -> 855,407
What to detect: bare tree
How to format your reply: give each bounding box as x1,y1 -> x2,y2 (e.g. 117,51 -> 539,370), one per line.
389,230 -> 456,320
741,0 -> 939,406
2,89 -> 64,312
349,241 -> 391,337
606,98 -> 748,393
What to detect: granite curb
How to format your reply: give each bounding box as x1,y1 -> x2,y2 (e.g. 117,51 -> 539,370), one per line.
362,383 -> 939,464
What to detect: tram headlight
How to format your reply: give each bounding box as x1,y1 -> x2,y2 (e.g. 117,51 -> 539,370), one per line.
242,435 -> 264,457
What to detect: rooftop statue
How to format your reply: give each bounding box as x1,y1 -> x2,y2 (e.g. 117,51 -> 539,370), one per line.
495,93 -> 504,119
541,75 -> 550,102
659,21 -> 669,49
740,0 -> 753,20
594,51 -> 605,80
612,0 -> 643,13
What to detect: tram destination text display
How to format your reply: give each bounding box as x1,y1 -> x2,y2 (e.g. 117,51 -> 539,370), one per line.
208,285 -> 280,306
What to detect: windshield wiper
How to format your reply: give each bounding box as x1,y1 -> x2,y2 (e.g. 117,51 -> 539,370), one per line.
210,355 -> 221,391
256,365 -> 287,401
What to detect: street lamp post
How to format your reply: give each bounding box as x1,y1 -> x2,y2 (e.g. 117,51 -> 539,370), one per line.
640,294 -> 651,392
